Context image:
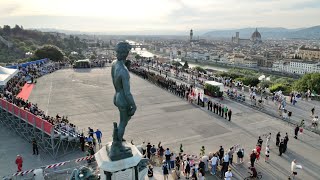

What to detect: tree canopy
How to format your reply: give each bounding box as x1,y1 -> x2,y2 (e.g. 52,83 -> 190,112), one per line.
293,73 -> 320,94
34,45 -> 65,62
183,61 -> 189,69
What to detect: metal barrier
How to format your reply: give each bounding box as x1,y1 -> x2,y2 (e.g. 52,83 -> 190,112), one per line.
2,156 -> 97,180
0,99 -> 81,159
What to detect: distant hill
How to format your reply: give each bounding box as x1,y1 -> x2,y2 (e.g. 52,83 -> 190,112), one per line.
0,25 -> 88,63
203,26 -> 320,39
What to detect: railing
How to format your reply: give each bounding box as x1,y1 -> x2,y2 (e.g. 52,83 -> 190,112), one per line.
0,98 -> 53,135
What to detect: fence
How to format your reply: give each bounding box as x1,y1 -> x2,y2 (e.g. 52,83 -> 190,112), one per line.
3,156 -> 97,180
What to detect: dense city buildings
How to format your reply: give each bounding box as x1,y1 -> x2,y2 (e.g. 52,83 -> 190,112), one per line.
139,29 -> 320,75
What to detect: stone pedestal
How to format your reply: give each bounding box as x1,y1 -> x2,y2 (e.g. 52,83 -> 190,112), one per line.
95,142 -> 148,180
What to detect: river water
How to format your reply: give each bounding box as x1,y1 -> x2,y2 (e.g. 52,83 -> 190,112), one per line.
127,40 -> 228,72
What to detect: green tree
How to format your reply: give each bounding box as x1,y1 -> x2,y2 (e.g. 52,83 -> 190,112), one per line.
135,54 -> 141,60
293,73 -> 320,94
90,54 -> 96,60
34,45 -> 65,61
193,66 -> 206,74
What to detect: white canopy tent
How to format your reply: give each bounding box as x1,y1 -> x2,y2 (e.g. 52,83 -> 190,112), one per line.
0,66 -> 19,86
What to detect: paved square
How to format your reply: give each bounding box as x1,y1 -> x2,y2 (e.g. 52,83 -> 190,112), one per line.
1,67 -> 319,179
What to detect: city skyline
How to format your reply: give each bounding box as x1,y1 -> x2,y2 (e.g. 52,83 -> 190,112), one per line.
0,0 -> 320,34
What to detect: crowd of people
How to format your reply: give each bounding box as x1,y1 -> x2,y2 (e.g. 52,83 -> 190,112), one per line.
140,129 -> 302,180
0,62 -> 78,135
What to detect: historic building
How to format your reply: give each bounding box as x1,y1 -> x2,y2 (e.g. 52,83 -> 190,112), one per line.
251,28 -> 262,44
272,60 -> 320,74
297,46 -> 320,60
232,28 -> 262,45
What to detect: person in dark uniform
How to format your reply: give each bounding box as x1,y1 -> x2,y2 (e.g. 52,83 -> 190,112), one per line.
283,133 -> 289,153
213,103 -> 217,114
32,139 -> 39,155
294,125 -> 300,139
276,132 -> 281,146
279,139 -> 285,156
228,109 -> 232,121
210,101 -> 213,111
80,133 -> 85,152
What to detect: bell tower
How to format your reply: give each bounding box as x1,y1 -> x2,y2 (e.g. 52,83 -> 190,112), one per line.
190,29 -> 193,42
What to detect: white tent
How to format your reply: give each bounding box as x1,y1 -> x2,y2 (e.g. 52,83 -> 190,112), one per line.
0,66 -> 19,86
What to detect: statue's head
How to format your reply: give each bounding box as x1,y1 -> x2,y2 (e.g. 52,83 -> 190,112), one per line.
115,42 -> 132,61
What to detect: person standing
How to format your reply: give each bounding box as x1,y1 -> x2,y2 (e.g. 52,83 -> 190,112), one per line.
88,127 -> 94,138
294,125 -> 299,139
276,132 -> 281,146
239,148 -> 244,163
236,148 -> 242,164
95,129 -> 102,146
265,145 -> 270,163
279,139 -> 285,156
207,101 -> 211,110
266,133 -> 271,147
221,153 -> 229,178
255,145 -> 261,161
32,139 -> 39,155
228,147 -> 234,165
291,159 -> 302,179
146,142 -> 152,159
219,146 -> 224,165
210,101 -> 213,111
164,148 -> 171,169
257,136 -> 263,147
184,158 -> 191,179
311,106 -> 315,116
15,155 -> 23,172
219,104 -> 222,116
150,145 -> 157,162
80,133 -> 85,152
283,133 -> 289,153
141,142 -> 146,157
225,168 -> 233,180
162,160 -> 169,180
228,109 -> 232,121
213,103 -> 217,114
250,150 -> 256,167
224,106 -> 228,119
210,153 -> 218,175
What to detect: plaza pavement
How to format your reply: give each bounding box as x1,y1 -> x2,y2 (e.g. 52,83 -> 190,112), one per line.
1,67 -> 319,179
144,65 -> 320,131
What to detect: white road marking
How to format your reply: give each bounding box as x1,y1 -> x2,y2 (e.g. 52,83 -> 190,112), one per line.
45,79 -> 53,116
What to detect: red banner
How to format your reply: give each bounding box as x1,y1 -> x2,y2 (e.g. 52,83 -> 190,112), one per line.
7,103 -> 13,113
0,99 -> 6,109
14,106 -> 20,116
19,109 -> 27,120
35,116 -> 42,129
27,112 -> 34,124
43,121 -> 52,135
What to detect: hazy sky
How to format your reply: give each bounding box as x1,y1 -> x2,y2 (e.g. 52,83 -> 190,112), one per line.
0,0 -> 319,34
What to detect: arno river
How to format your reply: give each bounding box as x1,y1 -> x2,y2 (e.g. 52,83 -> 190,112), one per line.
127,40 -> 228,72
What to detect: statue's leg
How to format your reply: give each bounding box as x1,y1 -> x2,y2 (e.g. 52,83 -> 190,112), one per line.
118,109 -> 129,141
